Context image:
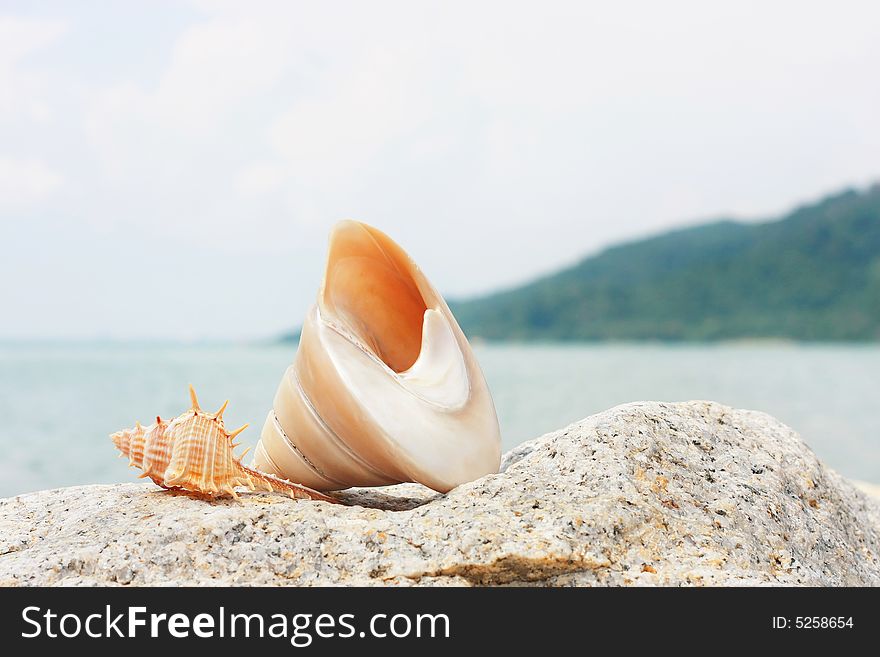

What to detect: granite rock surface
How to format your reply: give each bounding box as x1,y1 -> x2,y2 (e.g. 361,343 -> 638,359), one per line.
2,401 -> 878,586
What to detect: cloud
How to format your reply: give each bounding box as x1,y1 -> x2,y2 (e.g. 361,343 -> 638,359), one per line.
234,161 -> 285,197
0,16 -> 66,122
0,16 -> 66,211
81,9 -> 305,246
85,15 -> 293,170
77,2 -> 880,280
0,155 -> 62,207
4,1 -> 880,338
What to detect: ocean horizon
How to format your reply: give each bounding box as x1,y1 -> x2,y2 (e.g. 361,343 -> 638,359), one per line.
1,341 -> 878,498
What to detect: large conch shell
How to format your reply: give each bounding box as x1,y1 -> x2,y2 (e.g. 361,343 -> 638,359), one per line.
253,220 -> 502,493
111,386 -> 339,502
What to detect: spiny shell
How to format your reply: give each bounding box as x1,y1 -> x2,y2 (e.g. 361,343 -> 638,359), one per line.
253,220 -> 502,493
111,386 -> 339,502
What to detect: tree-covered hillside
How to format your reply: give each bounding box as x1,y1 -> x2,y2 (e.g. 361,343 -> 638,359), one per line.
451,185 -> 880,341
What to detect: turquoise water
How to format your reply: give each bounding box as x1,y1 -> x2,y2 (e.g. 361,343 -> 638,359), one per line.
0,343 -> 878,497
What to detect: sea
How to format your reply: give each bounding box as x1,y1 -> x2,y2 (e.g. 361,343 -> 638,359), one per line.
0,342 -> 878,498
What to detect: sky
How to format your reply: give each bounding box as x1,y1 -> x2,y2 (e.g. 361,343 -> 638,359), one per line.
1,0 -> 879,340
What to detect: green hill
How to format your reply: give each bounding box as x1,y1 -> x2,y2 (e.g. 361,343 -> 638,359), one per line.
450,184 -> 880,341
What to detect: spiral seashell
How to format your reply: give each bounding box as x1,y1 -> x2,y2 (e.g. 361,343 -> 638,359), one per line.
111,386 -> 339,502
253,220 -> 502,493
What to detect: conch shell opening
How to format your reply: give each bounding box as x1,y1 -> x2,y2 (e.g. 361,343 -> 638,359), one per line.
321,220 -> 429,373
253,220 -> 502,494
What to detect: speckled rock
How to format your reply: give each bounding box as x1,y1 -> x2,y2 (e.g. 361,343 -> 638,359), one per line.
2,401 -> 879,586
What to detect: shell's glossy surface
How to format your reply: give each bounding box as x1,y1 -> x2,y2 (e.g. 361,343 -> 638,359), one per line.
111,387 -> 339,502
253,221 -> 502,493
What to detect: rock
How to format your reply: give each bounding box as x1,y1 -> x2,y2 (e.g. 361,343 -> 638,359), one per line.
1,401 -> 879,586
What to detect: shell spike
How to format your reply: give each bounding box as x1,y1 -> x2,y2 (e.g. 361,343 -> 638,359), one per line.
215,399 -> 229,419
189,384 -> 201,411
228,423 -> 249,440
238,446 -> 252,461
